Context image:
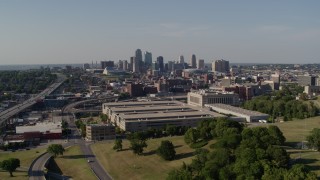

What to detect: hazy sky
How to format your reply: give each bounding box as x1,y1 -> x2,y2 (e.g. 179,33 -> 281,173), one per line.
1,0 -> 320,65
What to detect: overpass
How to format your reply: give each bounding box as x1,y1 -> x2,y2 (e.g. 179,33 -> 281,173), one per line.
0,76 -> 66,126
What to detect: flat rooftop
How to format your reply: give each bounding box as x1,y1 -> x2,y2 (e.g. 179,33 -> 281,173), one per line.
103,101 -> 177,107
205,104 -> 268,116
16,121 -> 62,134
105,101 -> 225,120
110,105 -> 194,113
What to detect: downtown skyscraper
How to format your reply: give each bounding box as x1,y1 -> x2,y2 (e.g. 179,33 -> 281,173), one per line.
144,51 -> 152,67
191,54 -> 196,68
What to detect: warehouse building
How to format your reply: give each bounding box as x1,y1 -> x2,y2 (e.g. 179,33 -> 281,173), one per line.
205,104 -> 269,123
102,101 -> 224,132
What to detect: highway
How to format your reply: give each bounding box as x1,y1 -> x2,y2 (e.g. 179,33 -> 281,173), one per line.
29,98 -> 114,180
0,77 -> 65,124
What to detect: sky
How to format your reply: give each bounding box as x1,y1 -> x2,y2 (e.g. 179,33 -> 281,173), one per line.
0,0 -> 320,65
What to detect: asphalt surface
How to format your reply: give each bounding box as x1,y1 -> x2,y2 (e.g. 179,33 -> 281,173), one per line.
29,98 -> 114,180
64,100 -> 113,180
0,76 -> 66,124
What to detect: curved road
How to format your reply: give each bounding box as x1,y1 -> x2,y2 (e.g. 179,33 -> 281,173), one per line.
29,98 -> 115,180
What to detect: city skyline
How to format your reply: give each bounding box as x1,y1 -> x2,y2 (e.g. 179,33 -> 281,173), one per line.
1,0 -> 320,65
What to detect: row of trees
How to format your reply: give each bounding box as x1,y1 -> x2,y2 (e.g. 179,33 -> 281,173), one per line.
168,118 -> 316,179
243,86 -> 318,120
0,69 -> 57,94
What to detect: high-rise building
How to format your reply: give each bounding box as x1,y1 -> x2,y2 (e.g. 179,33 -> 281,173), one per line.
101,61 -> 114,69
191,54 -> 196,68
144,51 -> 152,67
197,59 -> 204,69
132,57 -> 140,73
152,62 -> 159,71
118,60 -> 124,70
123,60 -> 128,71
135,49 -> 143,69
168,61 -> 174,72
212,59 -> 230,73
157,56 -> 164,72
130,57 -> 134,71
179,55 -> 184,64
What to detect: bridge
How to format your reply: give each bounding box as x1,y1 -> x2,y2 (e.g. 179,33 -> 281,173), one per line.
0,76 -> 66,126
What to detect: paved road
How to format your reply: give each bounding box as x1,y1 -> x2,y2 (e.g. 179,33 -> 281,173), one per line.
64,99 -> 113,180
29,152 -> 53,180
29,98 -> 114,180
0,75 -> 66,124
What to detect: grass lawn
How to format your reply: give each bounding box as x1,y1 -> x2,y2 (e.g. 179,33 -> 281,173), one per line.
257,116 -> 320,176
257,116 -> 320,144
0,147 -> 47,180
91,136 -> 209,180
52,146 -> 95,180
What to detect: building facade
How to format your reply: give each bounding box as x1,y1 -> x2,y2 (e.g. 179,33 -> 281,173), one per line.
212,59 -> 230,73
86,124 -> 115,141
188,90 -> 240,107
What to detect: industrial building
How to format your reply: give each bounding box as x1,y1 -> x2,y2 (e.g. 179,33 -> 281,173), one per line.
102,101 -> 224,132
188,90 -> 240,107
205,104 -> 269,123
86,124 -> 115,141
15,121 -> 62,139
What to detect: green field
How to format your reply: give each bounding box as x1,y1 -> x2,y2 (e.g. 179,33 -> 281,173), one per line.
0,147 -> 47,180
257,116 -> 320,176
91,136 -> 208,180
52,146 -> 95,180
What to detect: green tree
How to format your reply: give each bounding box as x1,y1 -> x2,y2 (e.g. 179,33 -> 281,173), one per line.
130,139 -> 147,155
268,125 -> 286,145
47,144 -> 65,157
184,128 -> 200,144
306,128 -> 320,151
113,139 -> 123,151
285,164 -> 317,180
0,158 -> 20,177
157,140 -> 176,160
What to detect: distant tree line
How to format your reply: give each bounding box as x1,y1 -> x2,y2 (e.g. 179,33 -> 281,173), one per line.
0,69 -> 57,94
243,85 -> 318,121
168,118 -> 317,180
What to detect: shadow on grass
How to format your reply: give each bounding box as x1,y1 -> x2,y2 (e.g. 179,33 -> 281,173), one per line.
295,158 -> 318,165
285,142 -> 300,148
174,145 -> 183,148
143,150 -> 156,156
120,148 -> 131,151
175,152 -> 194,160
62,155 -> 95,159
46,158 -> 62,175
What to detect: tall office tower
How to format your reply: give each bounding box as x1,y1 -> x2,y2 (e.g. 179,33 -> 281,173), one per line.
197,59 -> 204,69
212,59 -> 230,73
157,56 -> 164,72
168,61 -> 174,72
118,60 -> 124,70
179,55 -> 184,64
191,54 -> 197,68
130,56 -> 134,71
152,62 -> 159,70
123,60 -> 128,71
144,51 -> 152,67
132,57 -> 140,73
135,49 -> 143,69
101,61 -> 114,69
